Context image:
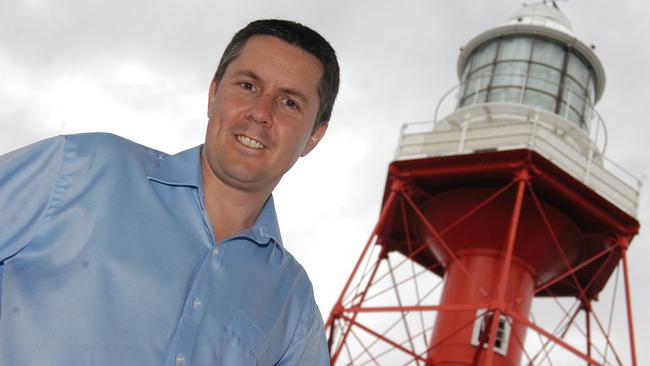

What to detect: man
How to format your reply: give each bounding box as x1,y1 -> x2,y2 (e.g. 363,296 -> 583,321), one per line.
0,19 -> 339,365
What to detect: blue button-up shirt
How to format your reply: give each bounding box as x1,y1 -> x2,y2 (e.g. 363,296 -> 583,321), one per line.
0,133 -> 329,366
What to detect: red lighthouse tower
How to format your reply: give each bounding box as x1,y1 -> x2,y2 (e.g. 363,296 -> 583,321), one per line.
326,3 -> 641,365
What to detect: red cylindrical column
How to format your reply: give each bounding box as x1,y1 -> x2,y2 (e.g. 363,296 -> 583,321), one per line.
426,250 -> 535,365
416,187 -> 584,365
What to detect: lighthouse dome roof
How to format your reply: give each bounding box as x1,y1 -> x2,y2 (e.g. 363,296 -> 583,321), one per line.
505,2 -> 574,36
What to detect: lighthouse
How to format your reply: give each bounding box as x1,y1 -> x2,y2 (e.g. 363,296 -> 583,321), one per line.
326,2 -> 641,365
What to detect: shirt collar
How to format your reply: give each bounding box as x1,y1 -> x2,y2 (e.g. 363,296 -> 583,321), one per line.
147,145 -> 285,255
147,145 -> 202,188
237,196 -> 284,249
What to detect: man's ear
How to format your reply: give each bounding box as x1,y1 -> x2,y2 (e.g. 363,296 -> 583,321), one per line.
207,79 -> 218,118
301,122 -> 329,157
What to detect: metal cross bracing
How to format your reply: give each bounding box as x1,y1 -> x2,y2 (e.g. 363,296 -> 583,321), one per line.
326,149 -> 639,366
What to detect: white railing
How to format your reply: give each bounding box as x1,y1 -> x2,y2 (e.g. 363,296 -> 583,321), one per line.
395,103 -> 641,217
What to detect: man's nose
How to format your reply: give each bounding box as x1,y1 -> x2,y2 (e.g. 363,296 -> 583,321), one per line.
247,93 -> 273,127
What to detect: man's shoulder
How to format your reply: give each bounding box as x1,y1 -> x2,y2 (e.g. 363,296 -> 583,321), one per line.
279,248 -> 317,299
65,132 -> 168,161
0,132 -> 164,179
281,249 -> 308,276
39,132 -> 178,184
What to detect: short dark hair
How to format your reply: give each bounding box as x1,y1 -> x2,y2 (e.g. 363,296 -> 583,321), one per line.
213,19 -> 339,127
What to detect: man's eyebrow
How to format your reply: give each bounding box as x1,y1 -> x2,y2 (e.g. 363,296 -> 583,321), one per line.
232,70 -> 262,81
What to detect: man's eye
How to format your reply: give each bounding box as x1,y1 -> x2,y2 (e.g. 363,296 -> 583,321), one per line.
239,82 -> 255,91
282,98 -> 299,110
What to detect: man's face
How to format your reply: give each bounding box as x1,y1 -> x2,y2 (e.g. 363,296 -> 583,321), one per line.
202,35 -> 328,193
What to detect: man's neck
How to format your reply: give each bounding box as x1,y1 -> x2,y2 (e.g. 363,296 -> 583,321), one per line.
200,153 -> 273,243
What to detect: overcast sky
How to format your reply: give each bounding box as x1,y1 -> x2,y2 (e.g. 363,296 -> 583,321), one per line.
1,0 -> 649,363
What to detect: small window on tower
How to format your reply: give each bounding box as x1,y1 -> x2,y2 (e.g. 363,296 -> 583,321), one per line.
470,308 -> 511,356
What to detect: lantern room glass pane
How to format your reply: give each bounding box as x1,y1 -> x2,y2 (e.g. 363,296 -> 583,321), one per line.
587,77 -> 595,102
583,103 -> 593,127
488,87 -> 522,103
464,65 -> 492,97
470,41 -> 498,71
460,65 -> 492,106
559,102 -> 582,125
528,64 -> 561,95
524,90 -> 556,111
493,61 -> 527,88
563,78 -> 586,110
561,77 -> 588,126
567,53 -> 590,87
498,37 -> 532,60
531,40 -> 565,69
461,90 -> 488,107
558,101 -> 583,126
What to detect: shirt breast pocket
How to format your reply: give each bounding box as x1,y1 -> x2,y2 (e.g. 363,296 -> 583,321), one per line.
214,309 -> 269,366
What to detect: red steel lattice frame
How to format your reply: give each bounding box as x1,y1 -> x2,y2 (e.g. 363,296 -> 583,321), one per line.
326,150 -> 639,366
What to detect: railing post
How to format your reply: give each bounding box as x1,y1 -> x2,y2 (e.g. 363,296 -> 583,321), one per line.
458,117 -> 470,153
583,146 -> 594,184
527,112 -> 540,148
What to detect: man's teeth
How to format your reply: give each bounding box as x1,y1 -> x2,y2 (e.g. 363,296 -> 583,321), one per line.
237,135 -> 264,149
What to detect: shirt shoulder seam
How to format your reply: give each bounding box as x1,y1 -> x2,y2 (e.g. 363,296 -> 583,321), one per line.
39,135 -> 76,228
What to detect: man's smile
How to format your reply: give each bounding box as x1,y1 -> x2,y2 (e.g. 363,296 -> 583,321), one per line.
236,134 -> 265,150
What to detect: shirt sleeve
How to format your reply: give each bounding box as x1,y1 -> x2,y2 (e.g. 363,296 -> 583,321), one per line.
0,136 -> 68,261
275,298 -> 330,366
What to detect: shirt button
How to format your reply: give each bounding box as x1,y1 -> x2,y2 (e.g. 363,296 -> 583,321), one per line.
211,247 -> 219,256
175,353 -> 185,365
192,297 -> 202,309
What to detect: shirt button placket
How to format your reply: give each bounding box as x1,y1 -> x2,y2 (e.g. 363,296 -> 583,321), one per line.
166,247 -> 215,366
